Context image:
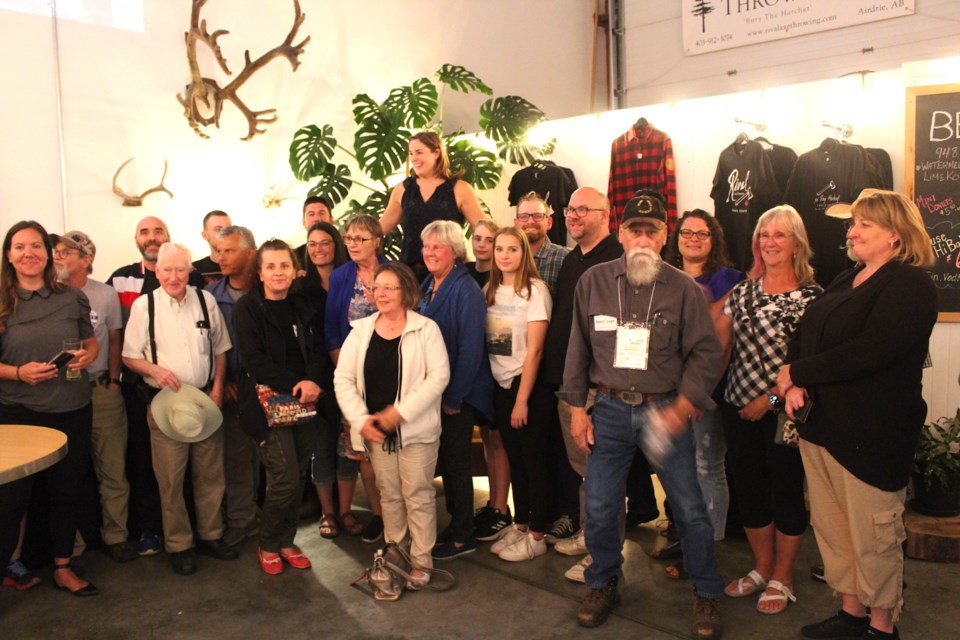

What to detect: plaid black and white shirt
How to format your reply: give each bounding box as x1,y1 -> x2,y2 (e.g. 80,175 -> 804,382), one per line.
723,278 -> 821,407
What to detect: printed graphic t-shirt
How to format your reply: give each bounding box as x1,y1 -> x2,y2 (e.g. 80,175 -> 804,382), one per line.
486,279 -> 552,388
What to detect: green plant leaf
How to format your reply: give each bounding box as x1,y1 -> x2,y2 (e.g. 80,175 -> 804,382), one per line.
355,111 -> 410,181
347,190 -> 391,218
479,96 -> 546,143
352,94 -> 381,125
289,125 -> 337,181
446,139 -> 501,190
307,163 -> 352,206
383,77 -> 439,128
435,64 -> 493,95
497,137 -> 557,166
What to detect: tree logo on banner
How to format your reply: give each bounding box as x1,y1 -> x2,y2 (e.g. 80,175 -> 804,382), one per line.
691,0 -> 715,33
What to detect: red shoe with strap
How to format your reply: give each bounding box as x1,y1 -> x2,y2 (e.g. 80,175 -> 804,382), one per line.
279,546 -> 312,570
258,548 -> 284,575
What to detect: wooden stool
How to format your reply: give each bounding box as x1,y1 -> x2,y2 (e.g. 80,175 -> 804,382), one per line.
904,509 -> 960,563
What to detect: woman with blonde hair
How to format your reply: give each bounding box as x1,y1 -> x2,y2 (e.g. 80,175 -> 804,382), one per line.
779,190 -> 936,640
718,205 -> 821,614
484,226 -> 553,562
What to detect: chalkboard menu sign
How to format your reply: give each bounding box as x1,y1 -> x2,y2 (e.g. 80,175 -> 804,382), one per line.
906,83 -> 960,321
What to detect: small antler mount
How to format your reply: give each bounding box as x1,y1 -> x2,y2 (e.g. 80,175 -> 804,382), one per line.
112,158 -> 174,207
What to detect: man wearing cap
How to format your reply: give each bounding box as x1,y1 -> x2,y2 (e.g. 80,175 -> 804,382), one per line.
122,242 -> 237,575
110,216 -> 205,556
52,231 -> 137,563
206,225 -> 260,547
559,193 -> 726,637
514,191 -> 569,294
294,195 -> 334,267
193,210 -> 232,285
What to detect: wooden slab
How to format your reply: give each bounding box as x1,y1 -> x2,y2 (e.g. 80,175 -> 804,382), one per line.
0,424 -> 68,485
904,509 -> 960,563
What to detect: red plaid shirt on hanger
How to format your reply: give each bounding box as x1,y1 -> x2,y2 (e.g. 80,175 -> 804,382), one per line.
607,122 -> 677,233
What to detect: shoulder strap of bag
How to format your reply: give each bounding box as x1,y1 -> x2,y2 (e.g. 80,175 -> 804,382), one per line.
147,290 -> 158,365
196,288 -> 214,387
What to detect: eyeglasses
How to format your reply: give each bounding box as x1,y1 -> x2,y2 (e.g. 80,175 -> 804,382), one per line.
758,231 -> 793,243
372,284 -> 401,293
307,240 -> 334,249
516,212 -> 548,222
53,249 -> 79,258
564,206 -> 606,218
622,226 -> 662,239
343,236 -> 374,245
679,230 -> 712,240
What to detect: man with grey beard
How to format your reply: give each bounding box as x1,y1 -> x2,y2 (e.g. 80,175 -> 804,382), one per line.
560,193 -> 726,638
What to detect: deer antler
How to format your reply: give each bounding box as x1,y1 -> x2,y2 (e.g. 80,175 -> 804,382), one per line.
177,0 -> 310,141
112,158 -> 174,207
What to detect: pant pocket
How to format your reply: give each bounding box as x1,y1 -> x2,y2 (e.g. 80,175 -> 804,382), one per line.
872,509 -> 906,554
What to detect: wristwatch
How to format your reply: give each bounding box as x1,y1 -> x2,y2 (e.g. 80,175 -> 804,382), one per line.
768,394 -> 783,410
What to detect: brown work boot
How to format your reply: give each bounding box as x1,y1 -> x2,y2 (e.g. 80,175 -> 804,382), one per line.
692,592 -> 723,639
577,576 -> 621,628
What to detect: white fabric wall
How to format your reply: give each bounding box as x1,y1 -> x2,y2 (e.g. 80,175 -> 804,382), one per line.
0,0 -> 594,275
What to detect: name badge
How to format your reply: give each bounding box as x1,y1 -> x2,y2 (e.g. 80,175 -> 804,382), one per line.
594,315 -> 617,332
614,323 -> 650,370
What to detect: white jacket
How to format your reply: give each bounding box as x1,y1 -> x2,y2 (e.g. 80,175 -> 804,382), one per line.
334,310 -> 450,452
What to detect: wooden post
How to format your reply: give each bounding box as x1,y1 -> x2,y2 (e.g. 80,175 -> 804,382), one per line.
904,509 -> 960,563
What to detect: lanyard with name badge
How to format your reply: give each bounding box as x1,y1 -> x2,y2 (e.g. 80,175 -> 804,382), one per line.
614,278 -> 656,371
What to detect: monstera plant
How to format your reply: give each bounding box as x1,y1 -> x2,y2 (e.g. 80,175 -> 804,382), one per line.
288,64 -> 554,258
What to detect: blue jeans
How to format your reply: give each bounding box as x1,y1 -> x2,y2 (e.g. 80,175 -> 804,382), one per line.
692,407 -> 728,541
583,393 -> 725,598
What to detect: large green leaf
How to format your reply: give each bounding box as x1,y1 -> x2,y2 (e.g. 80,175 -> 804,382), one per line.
355,111 -> 409,181
307,163 -> 352,206
435,64 -> 492,95
479,96 -> 546,143
346,190 -> 391,218
446,139 -> 501,190
497,137 -> 557,166
383,77 -> 438,128
289,125 -> 337,181
352,94 -> 381,125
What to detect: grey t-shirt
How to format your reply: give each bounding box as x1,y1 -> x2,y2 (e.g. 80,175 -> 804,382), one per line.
82,278 -> 122,377
0,286 -> 94,412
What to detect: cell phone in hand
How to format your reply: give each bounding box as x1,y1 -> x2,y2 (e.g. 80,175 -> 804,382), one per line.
47,351 -> 75,369
793,400 -> 813,424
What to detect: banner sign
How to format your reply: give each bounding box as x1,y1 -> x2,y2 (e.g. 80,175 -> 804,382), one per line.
682,0 -> 915,56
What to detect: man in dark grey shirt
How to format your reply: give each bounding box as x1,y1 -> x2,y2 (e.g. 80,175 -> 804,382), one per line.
559,194 -> 725,638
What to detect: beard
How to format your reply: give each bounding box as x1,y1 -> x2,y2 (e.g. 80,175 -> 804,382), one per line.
54,263 -> 69,282
138,241 -> 161,262
625,248 -> 661,287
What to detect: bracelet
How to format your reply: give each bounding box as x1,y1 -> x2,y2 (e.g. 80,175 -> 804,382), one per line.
16,365 -> 22,381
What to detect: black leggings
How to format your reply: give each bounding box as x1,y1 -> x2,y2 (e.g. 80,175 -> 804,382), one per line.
494,376 -> 554,533
722,403 -> 808,536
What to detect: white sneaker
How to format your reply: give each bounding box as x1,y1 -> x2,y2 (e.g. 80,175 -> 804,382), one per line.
555,529 -> 587,556
497,532 -> 547,562
564,554 -> 593,583
490,524 -> 525,555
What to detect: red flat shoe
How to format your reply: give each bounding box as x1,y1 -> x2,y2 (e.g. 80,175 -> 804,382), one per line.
258,548 -> 284,575
279,547 -> 312,570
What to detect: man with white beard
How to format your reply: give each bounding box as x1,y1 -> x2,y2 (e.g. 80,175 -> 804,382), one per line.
560,193 -> 726,639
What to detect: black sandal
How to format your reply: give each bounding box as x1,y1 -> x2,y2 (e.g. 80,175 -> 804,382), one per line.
53,560 -> 98,597
650,540 -> 683,560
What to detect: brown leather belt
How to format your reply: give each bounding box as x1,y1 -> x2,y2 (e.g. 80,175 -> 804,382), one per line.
596,384 -> 673,406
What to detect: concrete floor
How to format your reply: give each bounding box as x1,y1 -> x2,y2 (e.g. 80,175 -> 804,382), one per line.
1,481 -> 956,640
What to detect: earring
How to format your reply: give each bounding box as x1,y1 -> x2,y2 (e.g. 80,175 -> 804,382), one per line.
888,240 -> 896,248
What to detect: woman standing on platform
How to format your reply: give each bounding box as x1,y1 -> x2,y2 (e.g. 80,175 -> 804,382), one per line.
380,131 -> 486,279
0,220 -> 99,596
779,190 -> 937,640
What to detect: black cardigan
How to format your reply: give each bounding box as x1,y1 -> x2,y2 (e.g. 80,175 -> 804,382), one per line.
233,287 -> 331,444
788,260 -> 937,491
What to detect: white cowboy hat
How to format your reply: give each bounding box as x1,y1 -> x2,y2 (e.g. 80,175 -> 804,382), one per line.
152,384 -> 223,443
